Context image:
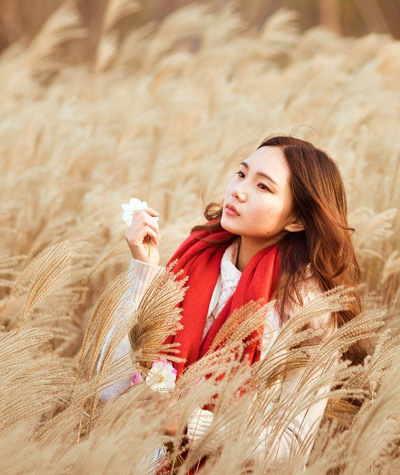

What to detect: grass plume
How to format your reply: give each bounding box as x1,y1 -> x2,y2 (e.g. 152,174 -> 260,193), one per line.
0,2 -> 399,473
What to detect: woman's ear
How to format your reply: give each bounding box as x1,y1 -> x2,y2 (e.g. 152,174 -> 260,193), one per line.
284,215 -> 305,233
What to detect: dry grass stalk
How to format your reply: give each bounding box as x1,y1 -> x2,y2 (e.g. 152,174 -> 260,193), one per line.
95,0 -> 142,72
128,264 -> 188,368
0,2 -> 398,473
26,1 -> 86,81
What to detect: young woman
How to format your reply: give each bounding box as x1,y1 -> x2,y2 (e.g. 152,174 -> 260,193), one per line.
97,135 -> 366,469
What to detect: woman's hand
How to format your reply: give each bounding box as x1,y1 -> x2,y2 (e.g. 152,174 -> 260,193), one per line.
153,392 -> 181,436
124,207 -> 161,266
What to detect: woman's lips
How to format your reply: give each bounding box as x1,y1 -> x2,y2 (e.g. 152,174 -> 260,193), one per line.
225,204 -> 240,216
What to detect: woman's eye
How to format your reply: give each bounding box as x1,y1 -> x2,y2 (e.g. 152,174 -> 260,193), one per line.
258,183 -> 270,191
236,171 -> 270,191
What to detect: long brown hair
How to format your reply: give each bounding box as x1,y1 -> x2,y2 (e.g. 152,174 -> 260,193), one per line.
192,135 -> 369,366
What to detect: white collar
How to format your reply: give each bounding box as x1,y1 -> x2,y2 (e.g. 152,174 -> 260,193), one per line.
220,237 -> 242,288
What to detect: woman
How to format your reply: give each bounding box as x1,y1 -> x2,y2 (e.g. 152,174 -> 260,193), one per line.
97,136 -> 366,470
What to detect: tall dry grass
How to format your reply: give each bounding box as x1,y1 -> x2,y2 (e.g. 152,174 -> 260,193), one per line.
0,1 -> 399,473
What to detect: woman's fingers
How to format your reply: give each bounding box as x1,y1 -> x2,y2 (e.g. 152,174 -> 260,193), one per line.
131,209 -> 161,238
124,206 -> 162,264
143,207 -> 160,219
143,226 -> 159,246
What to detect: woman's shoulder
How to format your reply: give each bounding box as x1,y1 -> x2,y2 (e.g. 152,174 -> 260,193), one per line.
292,265 -> 336,334
297,264 -> 323,303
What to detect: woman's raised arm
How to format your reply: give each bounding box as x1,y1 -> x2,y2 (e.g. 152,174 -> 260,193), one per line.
97,206 -> 163,402
96,258 -> 164,402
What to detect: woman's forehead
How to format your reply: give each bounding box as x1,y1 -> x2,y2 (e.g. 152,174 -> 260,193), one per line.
244,147 -> 290,186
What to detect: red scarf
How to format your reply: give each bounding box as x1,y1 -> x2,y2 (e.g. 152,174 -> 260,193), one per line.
161,222 -> 281,380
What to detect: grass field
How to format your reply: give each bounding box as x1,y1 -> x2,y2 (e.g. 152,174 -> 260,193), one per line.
0,2 -> 399,473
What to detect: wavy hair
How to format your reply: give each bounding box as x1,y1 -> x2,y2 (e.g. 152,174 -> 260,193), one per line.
191,135 -> 368,366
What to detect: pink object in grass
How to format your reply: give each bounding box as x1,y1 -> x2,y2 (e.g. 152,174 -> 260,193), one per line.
130,358 -> 177,391
130,371 -> 144,386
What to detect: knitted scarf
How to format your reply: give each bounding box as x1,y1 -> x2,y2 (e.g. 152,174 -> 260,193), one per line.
162,223 -> 281,380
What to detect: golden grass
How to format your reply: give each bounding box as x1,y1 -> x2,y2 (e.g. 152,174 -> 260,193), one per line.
0,2 -> 399,473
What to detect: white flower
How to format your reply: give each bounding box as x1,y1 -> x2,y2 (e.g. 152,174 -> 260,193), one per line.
145,358 -> 177,393
121,197 -> 159,227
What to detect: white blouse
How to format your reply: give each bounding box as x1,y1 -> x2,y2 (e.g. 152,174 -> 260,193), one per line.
97,238 -> 333,464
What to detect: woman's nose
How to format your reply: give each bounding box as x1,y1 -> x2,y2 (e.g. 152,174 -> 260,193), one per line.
232,186 -> 246,201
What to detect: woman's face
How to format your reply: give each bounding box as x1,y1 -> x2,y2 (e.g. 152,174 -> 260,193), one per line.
221,146 -> 302,244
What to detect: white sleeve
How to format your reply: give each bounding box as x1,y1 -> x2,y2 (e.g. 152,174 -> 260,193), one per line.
186,364 -> 332,457
252,280 -> 335,464
97,258 -> 164,403
186,407 -> 215,443
251,361 -> 332,464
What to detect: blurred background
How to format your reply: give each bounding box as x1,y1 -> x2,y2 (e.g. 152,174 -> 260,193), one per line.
1,0 -> 400,58
0,3 -> 399,471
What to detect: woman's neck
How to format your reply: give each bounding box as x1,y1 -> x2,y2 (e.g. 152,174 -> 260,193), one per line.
235,233 -> 286,272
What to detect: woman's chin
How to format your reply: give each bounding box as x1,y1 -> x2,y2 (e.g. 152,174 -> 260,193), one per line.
221,215 -> 239,233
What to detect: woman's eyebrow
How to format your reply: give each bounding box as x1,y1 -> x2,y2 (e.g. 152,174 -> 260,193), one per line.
240,162 -> 279,187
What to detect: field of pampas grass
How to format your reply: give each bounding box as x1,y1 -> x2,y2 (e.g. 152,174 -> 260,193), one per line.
0,1 -> 400,474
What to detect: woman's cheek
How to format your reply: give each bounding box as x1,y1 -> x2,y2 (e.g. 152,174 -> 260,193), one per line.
252,212 -> 266,229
